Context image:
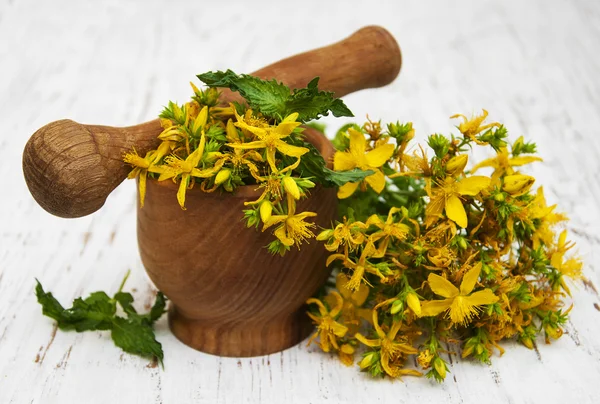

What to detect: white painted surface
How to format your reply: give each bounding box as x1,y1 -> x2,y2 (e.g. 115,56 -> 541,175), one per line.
1,0 -> 600,403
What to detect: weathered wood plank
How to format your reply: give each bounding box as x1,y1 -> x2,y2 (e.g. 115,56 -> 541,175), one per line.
1,0 -> 600,403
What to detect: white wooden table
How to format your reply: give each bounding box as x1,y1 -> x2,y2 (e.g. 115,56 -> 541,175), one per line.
2,0 -> 600,402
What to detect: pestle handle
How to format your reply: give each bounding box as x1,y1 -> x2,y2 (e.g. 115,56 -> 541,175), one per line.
23,25 -> 402,218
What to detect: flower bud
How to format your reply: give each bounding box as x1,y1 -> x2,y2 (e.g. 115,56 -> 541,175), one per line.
316,229 -> 334,241
433,357 -> 447,379
193,106 -> 209,134
390,299 -> 404,314
283,176 -> 301,200
214,169 -> 231,185
406,293 -> 422,316
494,192 -> 505,202
226,119 -> 239,142
260,200 -> 273,223
520,336 -> 534,350
295,177 -> 316,189
446,154 -> 468,175
340,344 -> 355,354
359,352 -> 378,369
502,174 -> 535,196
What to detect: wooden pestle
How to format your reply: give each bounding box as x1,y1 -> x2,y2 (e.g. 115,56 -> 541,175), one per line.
22,26 -> 402,218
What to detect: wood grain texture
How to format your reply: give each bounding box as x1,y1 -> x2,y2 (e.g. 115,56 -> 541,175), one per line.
21,25 -> 401,219
139,129 -> 337,357
2,0 -> 600,403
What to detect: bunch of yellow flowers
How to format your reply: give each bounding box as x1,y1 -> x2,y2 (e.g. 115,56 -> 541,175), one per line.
308,111 -> 582,381
123,75 -> 355,255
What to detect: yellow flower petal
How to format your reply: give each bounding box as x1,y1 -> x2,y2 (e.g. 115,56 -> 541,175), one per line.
138,171 -> 147,208
337,181 -> 359,199
365,143 -> 395,168
275,140 -> 309,157
426,193 -> 445,219
456,176 -> 490,196
331,321 -> 348,337
354,333 -> 382,348
460,262 -> 482,295
227,140 -> 267,150
176,174 -> 189,209
364,170 -> 386,193
348,128 -> 367,156
465,289 -> 499,306
420,299 -> 452,317
445,194 -> 468,228
470,157 -> 497,174
428,273 -> 459,298
333,151 -> 357,171
274,225 -> 295,247
273,120 -> 301,138
509,155 -> 543,166
406,293 -> 422,316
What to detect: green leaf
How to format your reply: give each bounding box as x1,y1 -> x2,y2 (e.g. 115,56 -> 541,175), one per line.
35,280 -> 68,323
322,167 -> 374,187
36,281 -> 115,332
149,292 -> 167,324
35,278 -> 166,367
114,292 -> 137,316
115,291 -> 167,327
197,70 -> 353,123
111,317 -> 164,367
285,135 -> 372,187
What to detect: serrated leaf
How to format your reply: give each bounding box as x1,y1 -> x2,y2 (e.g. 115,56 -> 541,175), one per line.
36,279 -> 167,367
35,280 -> 68,323
36,281 -> 116,332
322,167 -> 374,187
197,70 -> 353,123
111,317 -> 164,366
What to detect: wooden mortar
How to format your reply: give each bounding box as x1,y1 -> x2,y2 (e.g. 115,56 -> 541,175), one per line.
138,128 -> 337,357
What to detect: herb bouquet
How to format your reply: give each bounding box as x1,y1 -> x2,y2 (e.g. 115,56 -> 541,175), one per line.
36,73 -> 581,380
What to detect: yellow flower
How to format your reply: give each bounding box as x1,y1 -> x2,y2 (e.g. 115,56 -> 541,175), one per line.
325,273 -> 371,335
327,242 -> 383,292
262,194 -> 317,247
421,263 -> 499,325
417,348 -> 434,369
426,176 -> 491,228
549,230 -> 582,295
321,217 -> 368,254
306,292 -> 348,353
427,246 -> 455,268
123,149 -> 158,208
338,343 -> 356,366
334,128 -> 395,199
391,144 -> 431,178
355,311 -> 420,378
450,109 -> 499,143
471,147 -> 541,182
366,207 -> 410,256
224,119 -> 262,179
228,109 -> 308,173
523,186 -> 568,248
158,133 -> 224,209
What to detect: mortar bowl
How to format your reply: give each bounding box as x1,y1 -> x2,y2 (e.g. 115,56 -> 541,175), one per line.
137,128 -> 337,357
